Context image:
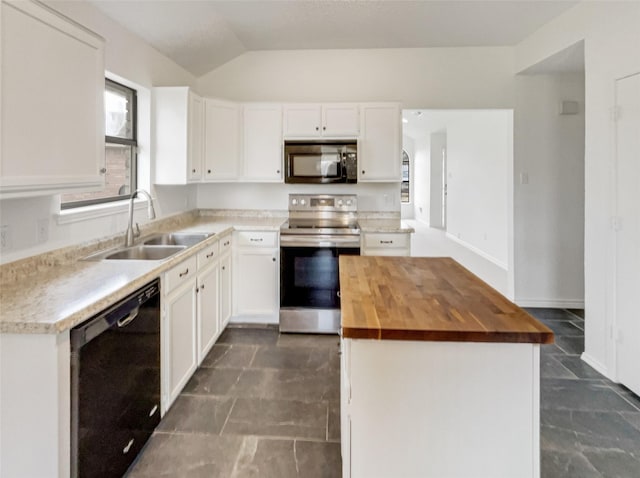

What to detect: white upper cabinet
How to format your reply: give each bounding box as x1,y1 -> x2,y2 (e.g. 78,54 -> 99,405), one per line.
154,87 -> 204,184
359,103 -> 402,182
204,99 -> 241,181
242,103 -> 283,182
283,103 -> 359,138
0,0 -> 105,198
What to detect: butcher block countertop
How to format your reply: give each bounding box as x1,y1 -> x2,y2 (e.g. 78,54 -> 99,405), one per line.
339,256 -> 554,344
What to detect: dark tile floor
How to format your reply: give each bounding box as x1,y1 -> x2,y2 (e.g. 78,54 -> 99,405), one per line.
527,308 -> 640,478
127,325 -> 341,478
128,311 -> 640,477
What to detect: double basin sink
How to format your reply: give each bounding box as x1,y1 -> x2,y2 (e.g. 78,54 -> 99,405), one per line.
85,232 -> 212,261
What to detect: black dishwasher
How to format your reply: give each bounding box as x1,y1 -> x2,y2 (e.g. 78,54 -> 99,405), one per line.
70,279 -> 161,478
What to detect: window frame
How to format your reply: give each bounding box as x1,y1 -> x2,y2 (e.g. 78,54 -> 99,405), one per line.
61,78 -> 138,210
401,149 -> 410,203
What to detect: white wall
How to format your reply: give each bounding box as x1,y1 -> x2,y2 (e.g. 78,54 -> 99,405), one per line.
514,73 -> 585,308
401,135 -> 415,219
197,182 -> 400,213
515,1 -> 640,378
445,112 -> 511,268
0,1 -> 197,264
413,137 -> 430,224
197,47 -> 515,108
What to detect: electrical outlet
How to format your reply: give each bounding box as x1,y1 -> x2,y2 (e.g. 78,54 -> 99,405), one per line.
37,218 -> 49,244
1,225 -> 12,251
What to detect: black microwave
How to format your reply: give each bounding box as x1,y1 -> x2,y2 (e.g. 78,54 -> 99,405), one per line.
284,141 -> 357,184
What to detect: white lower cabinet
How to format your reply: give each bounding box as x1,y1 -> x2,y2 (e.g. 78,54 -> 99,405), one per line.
163,259 -> 198,413
232,231 -> 279,323
361,232 -> 411,256
341,337 -> 541,478
196,260 -> 219,366
219,234 -> 233,330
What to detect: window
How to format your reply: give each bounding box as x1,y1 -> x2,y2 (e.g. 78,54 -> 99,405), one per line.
401,149 -> 410,203
61,79 -> 137,208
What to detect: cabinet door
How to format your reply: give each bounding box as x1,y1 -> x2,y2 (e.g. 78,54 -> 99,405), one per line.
197,264 -> 219,365
204,99 -> 240,180
323,104 -> 359,137
243,104 -> 283,181
164,280 -> 197,410
359,104 -> 402,181
219,253 -> 232,330
1,0 -> 105,197
283,104 -> 322,137
234,248 -> 279,318
188,93 -> 205,181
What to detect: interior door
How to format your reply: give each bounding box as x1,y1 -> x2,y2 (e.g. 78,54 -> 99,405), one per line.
615,72 -> 640,395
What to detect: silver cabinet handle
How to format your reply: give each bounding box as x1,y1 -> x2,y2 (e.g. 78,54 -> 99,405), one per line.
272,257 -> 276,262
179,268 -> 189,277
100,167 -> 107,174
315,126 -> 319,131
250,238 -> 263,242
380,240 -> 393,244
206,252 -> 215,258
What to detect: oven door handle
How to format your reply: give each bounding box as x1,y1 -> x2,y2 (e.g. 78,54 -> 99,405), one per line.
280,235 -> 360,248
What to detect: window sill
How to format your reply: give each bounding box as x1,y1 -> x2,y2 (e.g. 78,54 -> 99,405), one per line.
56,199 -> 148,225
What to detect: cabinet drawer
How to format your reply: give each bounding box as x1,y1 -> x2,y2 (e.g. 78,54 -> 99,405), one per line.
363,233 -> 409,249
236,231 -> 277,248
164,256 -> 197,294
219,234 -> 232,254
197,241 -> 219,269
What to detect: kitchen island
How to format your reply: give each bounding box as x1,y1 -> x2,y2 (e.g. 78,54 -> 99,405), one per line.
339,256 -> 553,478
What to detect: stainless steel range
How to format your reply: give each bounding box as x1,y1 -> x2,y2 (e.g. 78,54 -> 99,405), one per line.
280,194 -> 360,334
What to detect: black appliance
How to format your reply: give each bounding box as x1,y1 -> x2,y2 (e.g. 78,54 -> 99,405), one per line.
284,141 -> 357,184
280,194 -> 360,333
70,279 -> 161,478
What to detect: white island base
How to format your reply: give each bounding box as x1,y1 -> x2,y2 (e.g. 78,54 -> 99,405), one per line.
341,338 -> 541,478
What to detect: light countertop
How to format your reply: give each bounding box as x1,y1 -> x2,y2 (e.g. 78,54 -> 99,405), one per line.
0,216 -> 285,335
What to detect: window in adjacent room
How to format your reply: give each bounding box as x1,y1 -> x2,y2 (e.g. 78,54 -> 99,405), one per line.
401,149 -> 410,203
61,79 -> 137,208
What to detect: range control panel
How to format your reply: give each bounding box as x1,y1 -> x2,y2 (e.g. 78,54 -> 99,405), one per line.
288,194 -> 357,212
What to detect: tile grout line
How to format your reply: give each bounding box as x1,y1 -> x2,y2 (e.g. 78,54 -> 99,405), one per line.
219,397 -> 238,436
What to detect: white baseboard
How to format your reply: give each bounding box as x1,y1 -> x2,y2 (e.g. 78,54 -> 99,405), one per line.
445,232 -> 508,271
230,315 -> 278,325
515,298 -> 585,308
581,352 -> 609,378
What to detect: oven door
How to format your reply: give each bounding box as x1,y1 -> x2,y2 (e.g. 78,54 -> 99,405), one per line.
280,239 -> 359,333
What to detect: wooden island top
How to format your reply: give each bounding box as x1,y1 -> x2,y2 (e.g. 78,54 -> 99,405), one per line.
339,256 -> 554,343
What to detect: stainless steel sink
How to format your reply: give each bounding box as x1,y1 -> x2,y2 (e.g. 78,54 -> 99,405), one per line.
143,232 -> 212,247
84,245 -> 186,261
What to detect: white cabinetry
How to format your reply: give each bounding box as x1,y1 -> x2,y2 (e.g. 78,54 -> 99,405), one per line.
1,0 -> 105,198
233,231 -> 279,323
359,103 -> 402,181
341,338 -> 541,478
162,256 -> 198,412
154,87 -> 204,184
242,103 -> 283,181
204,99 -> 241,180
283,103 -> 359,138
361,232 -> 411,256
219,234 -> 233,330
196,242 -> 220,365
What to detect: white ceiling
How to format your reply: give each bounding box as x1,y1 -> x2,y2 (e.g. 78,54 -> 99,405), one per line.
89,0 -> 579,77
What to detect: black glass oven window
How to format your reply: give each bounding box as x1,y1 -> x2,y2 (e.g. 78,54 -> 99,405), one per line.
281,246 -> 359,309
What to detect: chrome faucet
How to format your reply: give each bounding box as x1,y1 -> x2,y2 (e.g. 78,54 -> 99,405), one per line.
124,189 -> 156,247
